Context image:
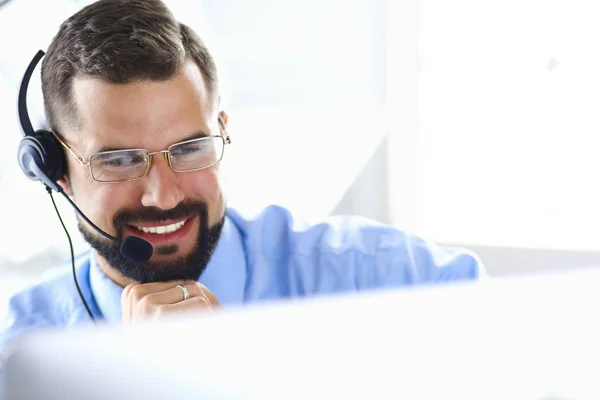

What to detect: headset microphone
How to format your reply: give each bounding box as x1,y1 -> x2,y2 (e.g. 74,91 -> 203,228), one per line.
17,50 -> 153,264
57,184 -> 153,264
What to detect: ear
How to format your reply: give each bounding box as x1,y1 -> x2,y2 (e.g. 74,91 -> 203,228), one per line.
218,110 -> 229,133
57,174 -> 73,196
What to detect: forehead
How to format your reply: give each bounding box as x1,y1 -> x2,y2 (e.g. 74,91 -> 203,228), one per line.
69,60 -> 213,152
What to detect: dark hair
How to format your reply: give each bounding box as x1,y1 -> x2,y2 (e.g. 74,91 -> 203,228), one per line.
41,0 -> 218,131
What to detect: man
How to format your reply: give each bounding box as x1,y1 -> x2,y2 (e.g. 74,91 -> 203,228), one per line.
1,0 -> 484,381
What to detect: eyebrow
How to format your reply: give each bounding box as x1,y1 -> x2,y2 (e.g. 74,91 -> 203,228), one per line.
95,131 -> 210,153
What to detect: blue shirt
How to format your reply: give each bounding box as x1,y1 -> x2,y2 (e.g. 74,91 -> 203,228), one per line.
0,205 -> 485,393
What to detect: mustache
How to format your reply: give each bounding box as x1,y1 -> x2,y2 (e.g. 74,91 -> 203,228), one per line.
113,201 -> 208,232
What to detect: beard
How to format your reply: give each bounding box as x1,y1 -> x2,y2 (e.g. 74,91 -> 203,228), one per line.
78,201 -> 225,284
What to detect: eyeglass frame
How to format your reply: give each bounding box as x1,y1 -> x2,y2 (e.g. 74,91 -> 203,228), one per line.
52,124 -> 231,183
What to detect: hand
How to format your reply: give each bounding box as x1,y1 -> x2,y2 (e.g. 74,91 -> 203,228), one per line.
121,280 -> 221,323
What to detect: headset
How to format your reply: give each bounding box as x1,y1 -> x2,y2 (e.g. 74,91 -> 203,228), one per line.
17,50 -> 66,193
16,50 -> 153,322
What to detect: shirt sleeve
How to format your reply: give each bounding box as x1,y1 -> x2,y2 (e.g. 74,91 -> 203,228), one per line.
385,233 -> 484,285
337,220 -> 485,289
0,286 -> 59,400
230,205 -> 486,296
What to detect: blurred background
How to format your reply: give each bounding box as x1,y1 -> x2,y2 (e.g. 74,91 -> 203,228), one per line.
2,0 -> 600,319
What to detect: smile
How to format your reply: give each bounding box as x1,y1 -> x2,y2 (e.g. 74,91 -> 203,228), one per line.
133,220 -> 186,234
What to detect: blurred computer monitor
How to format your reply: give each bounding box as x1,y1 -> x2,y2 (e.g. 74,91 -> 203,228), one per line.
5,267 -> 600,399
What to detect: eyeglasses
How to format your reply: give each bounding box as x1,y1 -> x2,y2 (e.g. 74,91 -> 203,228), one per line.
53,131 -> 231,183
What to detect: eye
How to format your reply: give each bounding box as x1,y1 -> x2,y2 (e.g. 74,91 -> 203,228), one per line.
170,139 -> 209,157
171,143 -> 200,156
98,151 -> 146,168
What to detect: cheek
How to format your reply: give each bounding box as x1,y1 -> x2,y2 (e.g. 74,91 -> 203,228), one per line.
183,169 -> 226,222
72,178 -> 142,229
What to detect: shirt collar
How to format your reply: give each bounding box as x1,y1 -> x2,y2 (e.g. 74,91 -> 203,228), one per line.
89,214 -> 247,324
89,250 -> 124,323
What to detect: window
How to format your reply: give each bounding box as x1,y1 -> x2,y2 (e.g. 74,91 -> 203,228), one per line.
392,0 -> 600,251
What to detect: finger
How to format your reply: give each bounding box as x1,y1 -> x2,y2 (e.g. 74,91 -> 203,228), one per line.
144,283 -> 212,305
184,283 -> 219,308
197,283 -> 221,307
121,283 -> 139,321
169,296 -> 213,313
193,284 -> 211,304
155,296 -> 213,319
123,279 -> 197,301
151,284 -> 200,304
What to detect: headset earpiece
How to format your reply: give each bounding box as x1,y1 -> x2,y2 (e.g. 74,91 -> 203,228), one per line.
18,130 -> 66,183
17,50 -> 67,191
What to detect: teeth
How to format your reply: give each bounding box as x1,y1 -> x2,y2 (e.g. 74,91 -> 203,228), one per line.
136,220 -> 186,234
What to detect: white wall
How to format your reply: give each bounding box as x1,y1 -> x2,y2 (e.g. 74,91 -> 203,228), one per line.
406,0 -> 600,252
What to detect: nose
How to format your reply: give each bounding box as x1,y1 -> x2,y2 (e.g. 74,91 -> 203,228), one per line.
140,153 -> 184,210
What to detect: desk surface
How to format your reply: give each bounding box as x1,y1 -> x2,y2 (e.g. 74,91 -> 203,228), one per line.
6,267 -> 600,399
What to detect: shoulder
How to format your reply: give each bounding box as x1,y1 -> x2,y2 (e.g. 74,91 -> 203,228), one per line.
0,263 -> 74,382
226,204 -> 372,257
226,205 -> 485,283
1,253 -> 93,350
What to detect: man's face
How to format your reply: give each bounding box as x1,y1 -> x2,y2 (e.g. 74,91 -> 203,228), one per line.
60,60 -> 227,283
